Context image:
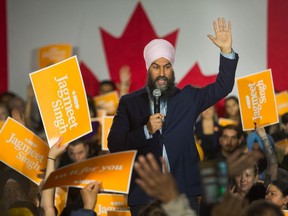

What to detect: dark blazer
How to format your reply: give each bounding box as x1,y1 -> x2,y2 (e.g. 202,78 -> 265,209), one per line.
108,54 -> 239,206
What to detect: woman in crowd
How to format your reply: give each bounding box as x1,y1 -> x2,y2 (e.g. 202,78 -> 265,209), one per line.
265,179 -> 288,215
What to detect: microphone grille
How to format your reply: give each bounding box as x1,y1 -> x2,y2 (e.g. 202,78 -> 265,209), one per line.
152,89 -> 161,97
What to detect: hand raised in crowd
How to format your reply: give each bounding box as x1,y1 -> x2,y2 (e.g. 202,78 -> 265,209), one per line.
134,153 -> 179,203
48,137 -> 67,160
207,17 -> 232,54
146,113 -> 165,135
227,148 -> 262,178
254,122 -> 267,139
81,181 -> 102,211
11,108 -> 25,125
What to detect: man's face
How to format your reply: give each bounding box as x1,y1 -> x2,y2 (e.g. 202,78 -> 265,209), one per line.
99,84 -> 115,95
147,57 -> 175,97
2,180 -> 26,207
219,129 -> 241,156
67,143 -> 89,162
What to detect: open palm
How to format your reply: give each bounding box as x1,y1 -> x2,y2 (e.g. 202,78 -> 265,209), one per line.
208,17 -> 232,54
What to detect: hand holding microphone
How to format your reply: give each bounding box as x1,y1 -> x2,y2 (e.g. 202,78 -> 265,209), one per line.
146,89 -> 164,134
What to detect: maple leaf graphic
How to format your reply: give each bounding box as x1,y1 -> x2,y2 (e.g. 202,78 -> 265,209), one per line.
81,2 -> 225,115
100,2 -> 178,93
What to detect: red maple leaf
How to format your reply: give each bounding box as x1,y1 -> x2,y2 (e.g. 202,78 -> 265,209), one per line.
100,3 -> 178,93
80,61 -> 100,96
80,2 -> 225,115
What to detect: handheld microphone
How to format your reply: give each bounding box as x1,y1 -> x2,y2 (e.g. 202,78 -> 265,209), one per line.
153,89 -> 161,114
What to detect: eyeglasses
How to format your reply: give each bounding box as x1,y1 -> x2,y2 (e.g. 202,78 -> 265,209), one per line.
221,135 -> 238,142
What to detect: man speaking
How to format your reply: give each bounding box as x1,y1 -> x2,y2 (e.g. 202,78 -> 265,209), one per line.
108,17 -> 238,216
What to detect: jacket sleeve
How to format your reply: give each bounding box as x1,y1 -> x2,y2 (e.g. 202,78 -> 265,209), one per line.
193,53 -> 239,115
108,95 -> 162,154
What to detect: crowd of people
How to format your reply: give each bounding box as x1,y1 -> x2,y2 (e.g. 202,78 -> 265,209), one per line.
0,17 -> 288,216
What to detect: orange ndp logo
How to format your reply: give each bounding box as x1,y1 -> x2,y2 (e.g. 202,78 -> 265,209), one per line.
95,194 -> 128,216
236,69 -> 279,131
42,151 -> 137,193
38,44 -> 72,69
30,56 -> 92,147
0,117 -> 49,185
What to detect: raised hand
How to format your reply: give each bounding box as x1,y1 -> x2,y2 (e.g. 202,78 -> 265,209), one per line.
207,17 -> 232,54
81,181 -> 102,210
134,153 -> 179,203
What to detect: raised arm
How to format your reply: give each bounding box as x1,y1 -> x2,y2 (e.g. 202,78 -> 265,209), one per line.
207,17 -> 232,54
40,137 -> 67,216
255,124 -> 278,186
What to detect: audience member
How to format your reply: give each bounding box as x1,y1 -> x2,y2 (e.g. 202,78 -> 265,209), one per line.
208,124 -> 243,160
224,96 -> 241,126
265,179 -> 288,211
246,199 -> 284,216
195,105 -> 221,160
231,165 -> 259,199
0,91 -> 16,106
0,103 -> 10,121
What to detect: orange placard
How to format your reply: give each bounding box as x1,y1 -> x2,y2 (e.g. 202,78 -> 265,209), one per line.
276,91 -> 288,116
38,44 -> 72,69
30,56 -> 92,147
102,116 -> 114,150
0,117 -> 49,185
0,120 -> 4,129
236,69 -> 279,131
42,151 -> 137,193
54,187 -> 68,215
95,193 -> 128,216
107,211 -> 131,216
218,118 -> 238,127
93,91 -> 119,115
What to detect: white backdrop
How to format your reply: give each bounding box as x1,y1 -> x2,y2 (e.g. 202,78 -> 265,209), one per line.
7,0 -> 267,99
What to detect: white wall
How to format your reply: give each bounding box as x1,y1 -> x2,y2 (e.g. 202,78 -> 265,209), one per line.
7,0 -> 267,99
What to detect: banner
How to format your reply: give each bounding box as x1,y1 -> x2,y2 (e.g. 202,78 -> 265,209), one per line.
236,69 -> 279,131
102,116 -> 114,150
276,91 -> 288,116
0,117 -> 49,185
93,91 -> 119,115
30,56 -> 92,147
42,151 -> 137,193
95,193 -> 128,216
38,44 -> 72,69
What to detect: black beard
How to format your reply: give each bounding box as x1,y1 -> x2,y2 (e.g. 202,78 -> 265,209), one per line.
147,72 -> 176,99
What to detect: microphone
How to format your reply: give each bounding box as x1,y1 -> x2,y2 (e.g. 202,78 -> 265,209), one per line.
153,89 -> 161,114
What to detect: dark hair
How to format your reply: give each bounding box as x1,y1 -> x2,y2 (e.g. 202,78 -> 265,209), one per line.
246,199 -> 284,216
225,95 -> 239,105
220,124 -> 242,139
68,137 -> 89,148
99,80 -> 116,91
0,169 -> 31,198
245,182 -> 266,204
281,113 -> 288,125
271,178 -> 288,196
